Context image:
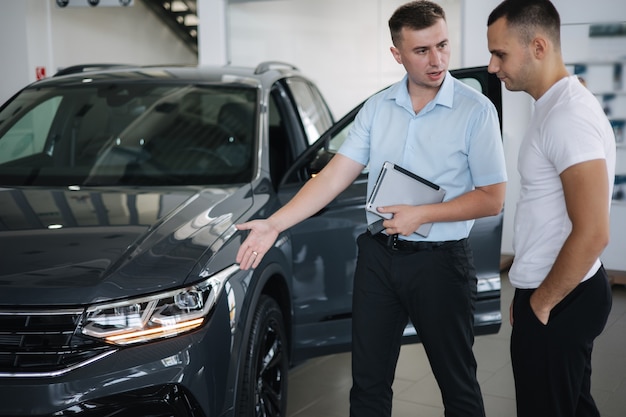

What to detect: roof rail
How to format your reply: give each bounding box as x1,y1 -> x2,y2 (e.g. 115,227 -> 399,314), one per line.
254,61 -> 299,75
53,64 -> 134,77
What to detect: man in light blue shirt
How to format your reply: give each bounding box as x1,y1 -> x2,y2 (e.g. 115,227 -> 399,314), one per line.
236,1 -> 507,416
342,70 -> 506,242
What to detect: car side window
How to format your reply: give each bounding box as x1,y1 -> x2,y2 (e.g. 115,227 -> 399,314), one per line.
281,113 -> 369,187
458,77 -> 483,94
328,120 -> 352,153
310,118 -> 369,177
285,78 -> 333,145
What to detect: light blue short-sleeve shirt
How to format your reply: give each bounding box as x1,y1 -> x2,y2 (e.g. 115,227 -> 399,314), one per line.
338,72 -> 507,242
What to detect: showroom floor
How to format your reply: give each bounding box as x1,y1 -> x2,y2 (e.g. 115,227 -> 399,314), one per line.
286,266 -> 626,417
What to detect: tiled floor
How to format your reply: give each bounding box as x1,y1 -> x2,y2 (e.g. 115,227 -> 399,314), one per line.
287,270 -> 626,417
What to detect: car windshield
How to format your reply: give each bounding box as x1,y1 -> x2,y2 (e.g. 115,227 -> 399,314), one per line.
0,82 -> 257,186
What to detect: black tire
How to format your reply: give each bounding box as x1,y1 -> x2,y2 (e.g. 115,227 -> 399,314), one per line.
236,295 -> 289,417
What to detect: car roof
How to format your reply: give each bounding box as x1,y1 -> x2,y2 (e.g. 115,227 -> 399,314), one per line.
29,61 -> 304,90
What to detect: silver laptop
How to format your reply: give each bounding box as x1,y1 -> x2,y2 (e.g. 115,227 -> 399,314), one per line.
366,161 -> 446,237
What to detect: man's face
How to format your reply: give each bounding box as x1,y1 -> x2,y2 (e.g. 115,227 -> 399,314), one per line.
487,17 -> 534,93
390,18 -> 450,91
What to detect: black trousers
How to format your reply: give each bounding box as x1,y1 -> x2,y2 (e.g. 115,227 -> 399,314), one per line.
349,232 -> 485,417
511,266 -> 612,417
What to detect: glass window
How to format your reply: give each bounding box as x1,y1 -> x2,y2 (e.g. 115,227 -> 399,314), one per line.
0,95 -> 61,164
458,77 -> 483,93
286,78 -> 333,145
325,118 -> 369,175
0,84 -> 258,186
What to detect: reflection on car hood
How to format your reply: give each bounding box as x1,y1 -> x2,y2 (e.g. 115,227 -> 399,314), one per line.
0,185 -> 250,306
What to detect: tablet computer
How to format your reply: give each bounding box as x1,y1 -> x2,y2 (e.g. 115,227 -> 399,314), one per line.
366,161 -> 446,237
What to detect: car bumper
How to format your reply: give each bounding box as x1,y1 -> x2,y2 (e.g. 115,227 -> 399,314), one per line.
38,384 -> 205,417
0,302 -> 234,417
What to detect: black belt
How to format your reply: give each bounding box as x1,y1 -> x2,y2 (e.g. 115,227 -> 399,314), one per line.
370,231 -> 457,252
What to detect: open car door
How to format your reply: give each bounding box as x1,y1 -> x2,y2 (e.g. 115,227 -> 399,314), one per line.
279,66 -> 504,362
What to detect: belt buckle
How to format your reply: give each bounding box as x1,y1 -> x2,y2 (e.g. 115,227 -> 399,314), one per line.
390,234 -> 399,251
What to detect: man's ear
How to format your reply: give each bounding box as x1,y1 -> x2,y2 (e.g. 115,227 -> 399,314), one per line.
531,36 -> 548,59
390,46 -> 402,65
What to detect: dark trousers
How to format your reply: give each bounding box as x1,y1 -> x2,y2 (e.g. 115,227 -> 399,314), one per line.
349,232 -> 485,417
511,266 -> 612,417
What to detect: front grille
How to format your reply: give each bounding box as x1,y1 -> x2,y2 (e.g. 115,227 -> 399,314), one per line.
0,309 -> 113,376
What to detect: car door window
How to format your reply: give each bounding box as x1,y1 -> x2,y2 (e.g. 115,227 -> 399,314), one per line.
327,120 -> 351,152
458,77 -> 483,93
286,78 -> 333,145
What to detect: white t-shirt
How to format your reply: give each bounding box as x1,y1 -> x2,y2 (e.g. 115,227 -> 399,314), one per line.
509,75 -> 616,289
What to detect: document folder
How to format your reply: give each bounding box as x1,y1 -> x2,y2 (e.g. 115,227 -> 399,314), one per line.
366,161 -> 446,237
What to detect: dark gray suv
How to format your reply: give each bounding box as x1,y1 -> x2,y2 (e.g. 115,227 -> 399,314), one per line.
0,62 -> 503,417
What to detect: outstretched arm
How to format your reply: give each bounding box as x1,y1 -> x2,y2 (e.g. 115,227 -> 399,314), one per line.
236,154 -> 365,269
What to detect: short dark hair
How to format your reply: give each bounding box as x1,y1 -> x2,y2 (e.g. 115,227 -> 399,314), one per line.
487,0 -> 561,47
388,1 -> 446,46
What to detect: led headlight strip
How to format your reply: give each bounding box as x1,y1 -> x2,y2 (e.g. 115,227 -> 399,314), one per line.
82,264 -> 239,345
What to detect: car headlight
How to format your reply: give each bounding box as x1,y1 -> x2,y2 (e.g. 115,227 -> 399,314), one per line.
81,264 -> 239,346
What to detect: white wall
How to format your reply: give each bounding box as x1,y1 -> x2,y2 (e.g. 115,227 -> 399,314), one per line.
0,0 -> 197,105
1,1 -> 32,104
228,0 -> 462,118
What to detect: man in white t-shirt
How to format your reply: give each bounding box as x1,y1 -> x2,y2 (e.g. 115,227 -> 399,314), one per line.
487,1 -> 616,416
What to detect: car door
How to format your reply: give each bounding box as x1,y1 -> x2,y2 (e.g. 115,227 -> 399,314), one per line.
277,103 -> 366,361
282,66 -> 503,362
450,66 -> 504,337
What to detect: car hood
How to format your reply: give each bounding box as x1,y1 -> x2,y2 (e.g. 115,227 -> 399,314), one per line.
0,185 -> 252,306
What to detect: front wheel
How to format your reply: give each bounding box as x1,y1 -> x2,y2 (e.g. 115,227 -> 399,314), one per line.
236,295 -> 289,417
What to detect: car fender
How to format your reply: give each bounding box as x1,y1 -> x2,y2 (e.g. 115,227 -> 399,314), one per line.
223,243 -> 293,414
